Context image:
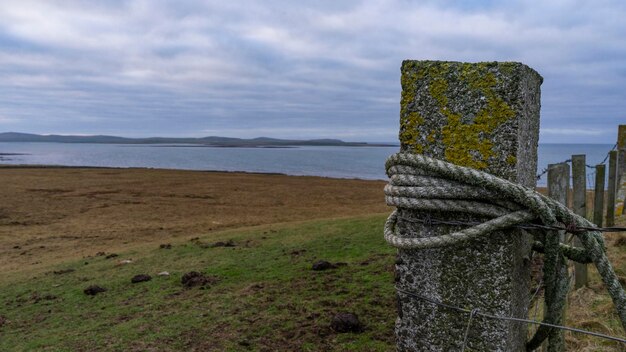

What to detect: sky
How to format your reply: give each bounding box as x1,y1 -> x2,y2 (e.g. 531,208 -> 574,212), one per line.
0,0 -> 624,143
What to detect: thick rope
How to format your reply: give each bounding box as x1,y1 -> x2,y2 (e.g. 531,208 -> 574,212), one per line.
384,152 -> 626,350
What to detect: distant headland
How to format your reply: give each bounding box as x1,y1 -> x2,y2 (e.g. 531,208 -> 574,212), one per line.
0,132 -> 396,148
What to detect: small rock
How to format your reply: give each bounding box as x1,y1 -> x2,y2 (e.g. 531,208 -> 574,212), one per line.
330,312 -> 363,333
105,253 -> 119,259
84,285 -> 107,296
95,252 -> 106,256
0,315 -> 7,327
159,243 -> 172,249
131,274 -> 152,283
12,245 -> 20,249
117,259 -> 133,265
312,261 -> 337,271
157,271 -> 170,277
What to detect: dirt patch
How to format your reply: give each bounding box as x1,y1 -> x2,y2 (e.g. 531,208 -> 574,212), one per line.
83,285 -> 107,296
194,239 -> 237,249
330,312 -> 363,333
181,271 -> 219,288
290,249 -> 307,256
312,261 -> 344,271
53,268 -> 75,275
131,274 -> 152,283
211,240 -> 236,248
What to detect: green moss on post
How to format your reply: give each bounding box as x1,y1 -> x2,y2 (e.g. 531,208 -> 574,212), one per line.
395,60 -> 542,351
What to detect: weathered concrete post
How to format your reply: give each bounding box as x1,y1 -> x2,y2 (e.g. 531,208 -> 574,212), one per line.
395,61 -> 541,351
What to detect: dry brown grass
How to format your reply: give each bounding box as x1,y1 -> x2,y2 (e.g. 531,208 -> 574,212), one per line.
547,217 -> 626,351
530,188 -> 626,350
0,167 -> 388,276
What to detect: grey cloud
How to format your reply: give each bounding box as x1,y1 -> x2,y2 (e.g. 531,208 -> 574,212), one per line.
0,0 -> 624,142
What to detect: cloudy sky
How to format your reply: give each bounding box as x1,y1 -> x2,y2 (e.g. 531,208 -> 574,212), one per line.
0,0 -> 624,143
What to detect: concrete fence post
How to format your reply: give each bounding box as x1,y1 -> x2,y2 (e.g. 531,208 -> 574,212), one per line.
394,60 -> 541,351
571,155 -> 588,288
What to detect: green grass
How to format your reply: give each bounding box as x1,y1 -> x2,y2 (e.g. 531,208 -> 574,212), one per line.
0,214 -> 396,351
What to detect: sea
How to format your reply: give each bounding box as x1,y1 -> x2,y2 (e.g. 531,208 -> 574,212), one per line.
0,142 -> 615,187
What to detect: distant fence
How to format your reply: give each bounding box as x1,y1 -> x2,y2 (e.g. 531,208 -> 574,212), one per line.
537,125 -> 626,289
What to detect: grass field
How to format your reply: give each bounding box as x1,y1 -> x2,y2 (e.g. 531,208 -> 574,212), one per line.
0,168 -> 624,351
0,215 -> 397,351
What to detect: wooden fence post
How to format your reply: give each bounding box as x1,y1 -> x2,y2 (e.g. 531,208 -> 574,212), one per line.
571,155 -> 588,288
606,151 -> 617,227
618,125 -> 625,215
394,61 -> 541,351
543,163 -> 570,351
594,165 -> 606,227
618,125 -> 625,186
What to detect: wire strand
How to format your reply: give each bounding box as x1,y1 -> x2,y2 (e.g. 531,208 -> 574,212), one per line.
397,214 -> 626,233
396,287 -> 626,345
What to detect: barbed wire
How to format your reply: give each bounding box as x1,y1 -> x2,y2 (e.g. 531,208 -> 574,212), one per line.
397,214 -> 626,233
395,287 -> 626,347
536,160 -> 571,181
536,142 -> 617,180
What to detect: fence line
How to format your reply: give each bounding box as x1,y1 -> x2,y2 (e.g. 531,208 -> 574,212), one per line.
389,124 -> 624,350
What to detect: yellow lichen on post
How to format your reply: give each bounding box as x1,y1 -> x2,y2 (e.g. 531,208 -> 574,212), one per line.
437,65 -> 515,170
399,61 -> 530,179
399,112 -> 425,154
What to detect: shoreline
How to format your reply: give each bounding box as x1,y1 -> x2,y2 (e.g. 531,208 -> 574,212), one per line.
0,163 -> 388,182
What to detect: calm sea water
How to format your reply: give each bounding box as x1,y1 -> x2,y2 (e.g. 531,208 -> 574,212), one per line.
0,142 -> 614,186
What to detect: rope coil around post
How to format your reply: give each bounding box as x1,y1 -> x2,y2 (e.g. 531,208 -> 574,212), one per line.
384,152 -> 626,351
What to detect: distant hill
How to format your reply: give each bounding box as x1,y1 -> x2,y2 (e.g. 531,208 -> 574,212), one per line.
0,132 -> 394,147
